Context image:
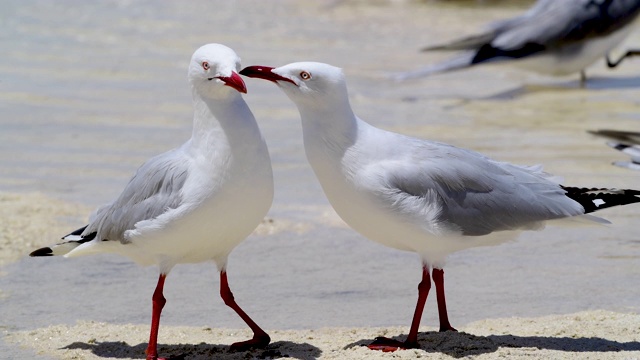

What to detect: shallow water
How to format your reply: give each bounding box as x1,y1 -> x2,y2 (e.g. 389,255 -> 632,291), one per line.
2,0 -> 640,358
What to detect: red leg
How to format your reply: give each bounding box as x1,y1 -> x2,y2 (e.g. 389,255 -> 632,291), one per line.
220,271 -> 270,351
368,266 -> 431,352
432,268 -> 457,332
146,274 -> 167,360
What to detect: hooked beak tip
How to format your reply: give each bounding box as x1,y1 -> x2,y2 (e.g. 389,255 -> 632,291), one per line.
218,72 -> 247,94
239,65 -> 275,78
240,65 -> 296,85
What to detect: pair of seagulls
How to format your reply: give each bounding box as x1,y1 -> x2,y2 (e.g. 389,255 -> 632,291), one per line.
394,0 -> 640,84
31,43 -> 640,358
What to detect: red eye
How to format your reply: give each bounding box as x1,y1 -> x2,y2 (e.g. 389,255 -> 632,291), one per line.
202,62 -> 210,70
300,71 -> 311,80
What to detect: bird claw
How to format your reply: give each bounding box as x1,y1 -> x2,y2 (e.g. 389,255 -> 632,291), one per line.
367,336 -> 417,352
229,333 -> 271,351
145,348 -> 168,360
147,350 -> 183,360
146,355 -> 168,360
439,325 -> 458,332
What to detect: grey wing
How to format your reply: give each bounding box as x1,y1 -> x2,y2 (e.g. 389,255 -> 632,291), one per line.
423,30 -> 499,52
423,6 -> 534,51
85,147 -> 190,242
564,0 -> 640,39
383,143 -> 585,236
588,129 -> 640,144
490,0 -> 640,53
423,0 -> 556,52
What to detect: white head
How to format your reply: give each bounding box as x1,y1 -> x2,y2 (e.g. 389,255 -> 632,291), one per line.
240,62 -> 350,110
188,43 -> 247,99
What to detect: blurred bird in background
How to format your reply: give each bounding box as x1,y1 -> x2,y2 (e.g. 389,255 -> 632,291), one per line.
394,0 -> 640,85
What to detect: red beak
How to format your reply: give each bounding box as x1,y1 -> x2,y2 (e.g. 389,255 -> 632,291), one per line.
217,72 -> 247,94
239,66 -> 296,85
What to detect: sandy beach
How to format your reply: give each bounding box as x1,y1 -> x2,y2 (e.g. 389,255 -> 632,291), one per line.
0,192 -> 88,267
6,310 -> 640,359
2,0 -> 640,359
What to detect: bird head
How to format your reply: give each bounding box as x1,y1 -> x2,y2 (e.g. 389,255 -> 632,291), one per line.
188,44 -> 247,98
240,62 -> 348,108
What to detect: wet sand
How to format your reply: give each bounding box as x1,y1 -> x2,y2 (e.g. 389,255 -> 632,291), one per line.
2,0 -> 640,359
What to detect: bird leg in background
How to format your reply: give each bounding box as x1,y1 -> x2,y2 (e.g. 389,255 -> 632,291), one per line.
146,274 -> 167,360
606,50 -> 640,68
219,271 -> 271,350
368,266 -> 431,352
580,70 -> 587,87
432,268 -> 457,332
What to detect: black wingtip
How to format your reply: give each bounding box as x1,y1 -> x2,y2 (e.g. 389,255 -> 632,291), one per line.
562,186 -> 640,213
472,42 -> 546,64
612,143 -> 630,151
30,247 -> 53,257
62,225 -> 89,239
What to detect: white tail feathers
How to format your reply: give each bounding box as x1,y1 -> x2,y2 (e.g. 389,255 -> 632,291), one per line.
51,240 -> 86,256
29,239 -> 85,257
29,227 -> 95,257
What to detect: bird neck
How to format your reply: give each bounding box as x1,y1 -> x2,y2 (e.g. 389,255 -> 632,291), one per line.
190,90 -> 263,152
298,97 -> 359,159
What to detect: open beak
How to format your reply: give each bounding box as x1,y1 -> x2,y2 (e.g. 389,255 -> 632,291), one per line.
240,66 -> 296,85
216,72 -> 247,94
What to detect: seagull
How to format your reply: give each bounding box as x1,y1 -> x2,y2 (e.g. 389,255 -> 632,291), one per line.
394,0 -> 640,84
240,61 -> 640,351
30,44 -> 274,360
606,141 -> 640,170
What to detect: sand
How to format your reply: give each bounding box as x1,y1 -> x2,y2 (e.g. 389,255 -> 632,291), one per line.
5,310 -> 640,359
0,192 -> 89,268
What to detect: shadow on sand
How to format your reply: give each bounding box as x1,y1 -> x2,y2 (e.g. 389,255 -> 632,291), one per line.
481,75 -> 640,101
345,331 -> 640,358
63,340 -> 322,360
400,74 -> 640,111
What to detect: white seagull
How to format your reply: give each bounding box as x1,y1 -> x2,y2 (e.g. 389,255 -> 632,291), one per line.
394,0 -> 640,84
240,62 -> 640,351
30,44 -> 274,359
